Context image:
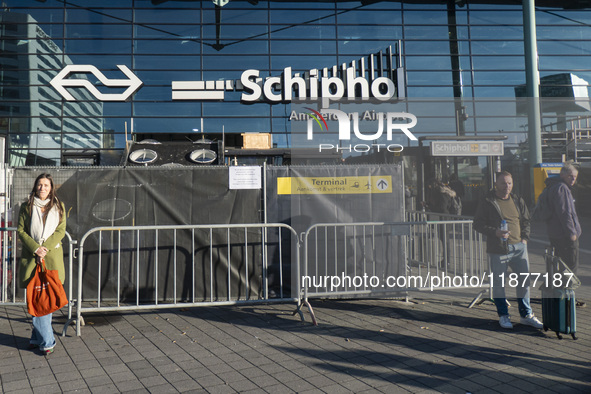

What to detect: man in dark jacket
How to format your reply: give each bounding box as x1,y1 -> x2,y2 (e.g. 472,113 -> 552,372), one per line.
545,163 -> 584,307
474,171 -> 543,329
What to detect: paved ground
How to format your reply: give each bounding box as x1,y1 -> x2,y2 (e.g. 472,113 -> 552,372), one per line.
1,231 -> 590,393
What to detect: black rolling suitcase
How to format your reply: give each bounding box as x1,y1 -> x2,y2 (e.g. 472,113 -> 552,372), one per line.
541,250 -> 580,340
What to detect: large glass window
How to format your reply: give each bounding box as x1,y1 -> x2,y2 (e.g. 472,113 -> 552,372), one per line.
2,1 -> 591,166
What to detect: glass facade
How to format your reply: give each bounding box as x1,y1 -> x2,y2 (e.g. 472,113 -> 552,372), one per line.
1,0 -> 591,167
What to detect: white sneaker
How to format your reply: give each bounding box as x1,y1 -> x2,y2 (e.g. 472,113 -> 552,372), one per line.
499,315 -> 513,329
520,314 -> 543,329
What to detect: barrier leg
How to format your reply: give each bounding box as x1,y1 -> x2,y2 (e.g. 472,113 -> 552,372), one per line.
468,289 -> 490,308
304,299 -> 317,326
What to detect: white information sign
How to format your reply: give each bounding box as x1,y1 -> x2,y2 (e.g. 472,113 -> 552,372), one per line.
430,141 -> 504,156
229,166 -> 262,190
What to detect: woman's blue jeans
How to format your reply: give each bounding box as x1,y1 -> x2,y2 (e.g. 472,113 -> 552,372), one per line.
31,313 -> 56,351
489,242 -> 533,318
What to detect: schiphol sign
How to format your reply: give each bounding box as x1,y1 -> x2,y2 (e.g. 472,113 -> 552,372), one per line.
50,45 -> 404,103
237,67 -> 399,103
51,65 -> 402,103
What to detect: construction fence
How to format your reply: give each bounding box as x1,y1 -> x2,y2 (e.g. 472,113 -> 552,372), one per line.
0,165 -> 488,336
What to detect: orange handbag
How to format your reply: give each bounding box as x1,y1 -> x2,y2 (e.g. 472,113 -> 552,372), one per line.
26,259 -> 68,317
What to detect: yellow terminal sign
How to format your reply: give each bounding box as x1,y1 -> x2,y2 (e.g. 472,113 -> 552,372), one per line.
277,176 -> 392,195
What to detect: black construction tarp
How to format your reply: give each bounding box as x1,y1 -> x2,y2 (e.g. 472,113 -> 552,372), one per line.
266,164 -> 405,296
14,167 -> 263,302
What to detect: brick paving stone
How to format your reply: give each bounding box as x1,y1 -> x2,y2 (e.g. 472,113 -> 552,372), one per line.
2,268 -> 590,394
204,383 -> 238,394
194,373 -> 225,388
107,371 -> 138,384
32,383 -> 62,394
170,378 -> 202,392
113,379 -> 146,392
141,383 -> 182,393
28,375 -> 58,387
52,371 -> 84,383
57,379 -> 88,392
2,379 -> 32,392
261,383 -> 295,393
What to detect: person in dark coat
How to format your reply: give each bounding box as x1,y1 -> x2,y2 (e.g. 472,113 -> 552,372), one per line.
545,163 -> 584,307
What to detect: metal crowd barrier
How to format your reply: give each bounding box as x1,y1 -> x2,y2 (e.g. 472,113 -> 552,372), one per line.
0,228 -> 75,321
67,223 -> 301,336
406,211 -> 487,280
300,217 -> 489,318
2,217 -> 488,334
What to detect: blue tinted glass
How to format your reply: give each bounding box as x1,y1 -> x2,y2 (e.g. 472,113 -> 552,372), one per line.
204,55 -> 269,71
136,70 -> 202,84
67,0 -> 130,7
270,9 -> 336,24
271,55 -> 339,71
204,118 -> 270,133
203,100 -> 270,116
537,25 -> 591,40
404,25 -> 449,39
36,24 -> 64,39
135,0 -> 197,9
468,10 -> 524,25
404,40 -> 453,55
135,9 -> 200,24
270,40 -> 336,55
338,41 -> 402,56
339,25 -> 399,40
63,101 -> 130,117
135,39 -> 198,55
134,86 -> 175,102
66,9 -> 132,24
134,102 -> 201,117
407,87 -> 454,97
270,24 -> 336,39
473,86 -> 522,98
32,118 -> 62,133
337,2 -> 401,10
31,86 -> 63,102
204,7 -> 267,24
272,2 -> 333,10
404,10 -> 451,25
539,55 -> 591,71
337,9 -> 402,25
472,56 -> 526,71
202,23 -> 270,42
66,55 -> 130,69
469,25 -> 523,40
405,56 -> 455,71
5,0 -> 63,7
407,71 -> 452,86
3,7 -> 64,24
66,23 -> 131,39
471,40 -> 523,55
538,40 -> 591,55
134,24 -> 200,40
65,39 -> 131,54
473,71 -> 524,86
133,117 -> 215,133
536,10 -> 591,25
203,39 -> 268,54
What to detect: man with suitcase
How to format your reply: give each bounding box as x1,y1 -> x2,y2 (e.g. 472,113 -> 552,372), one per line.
474,171 -> 543,329
544,163 -> 585,308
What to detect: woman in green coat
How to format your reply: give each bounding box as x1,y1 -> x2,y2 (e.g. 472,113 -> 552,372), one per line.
17,173 -> 66,356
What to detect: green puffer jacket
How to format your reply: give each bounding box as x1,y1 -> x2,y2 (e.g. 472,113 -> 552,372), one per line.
17,202 -> 67,288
